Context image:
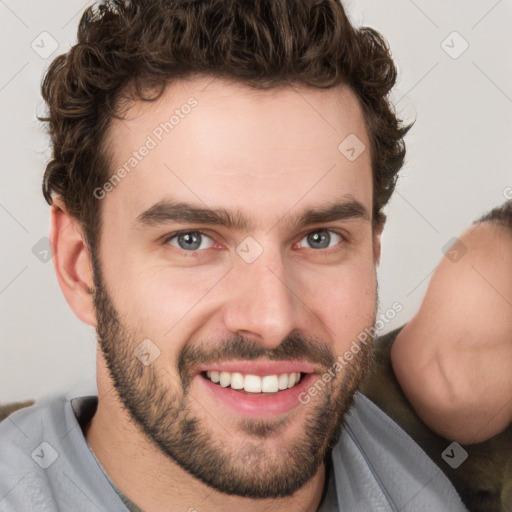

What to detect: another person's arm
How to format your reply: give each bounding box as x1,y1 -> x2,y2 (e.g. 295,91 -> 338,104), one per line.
391,221 -> 512,444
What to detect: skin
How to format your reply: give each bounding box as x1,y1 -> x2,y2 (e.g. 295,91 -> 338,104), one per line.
51,76 -> 382,512
392,221 -> 512,444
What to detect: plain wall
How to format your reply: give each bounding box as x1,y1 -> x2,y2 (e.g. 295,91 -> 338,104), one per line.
1,0 -> 511,402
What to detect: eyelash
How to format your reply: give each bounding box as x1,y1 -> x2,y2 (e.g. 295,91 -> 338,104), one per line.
161,228 -> 348,256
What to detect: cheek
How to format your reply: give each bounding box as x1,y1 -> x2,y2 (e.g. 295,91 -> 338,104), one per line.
315,262 -> 377,352
103,250 -> 223,341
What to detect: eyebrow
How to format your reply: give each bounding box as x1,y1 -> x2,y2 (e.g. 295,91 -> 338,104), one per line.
134,195 -> 370,232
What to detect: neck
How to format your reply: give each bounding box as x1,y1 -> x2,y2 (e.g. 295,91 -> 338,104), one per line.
84,385 -> 327,512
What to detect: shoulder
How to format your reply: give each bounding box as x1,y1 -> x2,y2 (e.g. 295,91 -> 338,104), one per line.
330,391 -> 468,511
0,394 -> 114,512
0,394 -> 69,442
0,400 -> 35,422
0,395 -> 70,511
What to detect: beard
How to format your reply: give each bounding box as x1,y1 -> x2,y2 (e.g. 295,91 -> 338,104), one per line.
91,262 -> 376,499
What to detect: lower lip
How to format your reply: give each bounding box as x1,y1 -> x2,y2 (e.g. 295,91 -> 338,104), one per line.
197,373 -> 316,418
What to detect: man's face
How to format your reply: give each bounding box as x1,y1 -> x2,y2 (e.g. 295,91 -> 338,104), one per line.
92,76 -> 378,497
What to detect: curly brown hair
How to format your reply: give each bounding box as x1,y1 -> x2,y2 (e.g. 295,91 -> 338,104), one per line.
40,0 -> 411,256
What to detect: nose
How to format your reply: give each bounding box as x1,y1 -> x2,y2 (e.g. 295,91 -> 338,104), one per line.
222,244 -> 302,350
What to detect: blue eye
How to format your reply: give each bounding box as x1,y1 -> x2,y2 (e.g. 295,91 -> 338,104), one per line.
162,228 -> 345,255
166,231 -> 214,251
298,230 -> 343,250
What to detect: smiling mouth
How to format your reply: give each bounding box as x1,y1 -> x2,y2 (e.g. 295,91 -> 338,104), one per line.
202,371 -> 303,394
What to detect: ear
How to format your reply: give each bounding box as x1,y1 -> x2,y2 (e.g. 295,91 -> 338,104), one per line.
50,197 -> 97,327
372,218 -> 385,266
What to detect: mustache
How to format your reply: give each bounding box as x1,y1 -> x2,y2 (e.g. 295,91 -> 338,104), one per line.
177,331 -> 336,388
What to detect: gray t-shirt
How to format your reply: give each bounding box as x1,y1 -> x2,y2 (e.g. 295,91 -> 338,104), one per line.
0,391 -> 468,511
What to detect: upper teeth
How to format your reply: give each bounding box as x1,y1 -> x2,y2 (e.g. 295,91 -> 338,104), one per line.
205,371 -> 301,393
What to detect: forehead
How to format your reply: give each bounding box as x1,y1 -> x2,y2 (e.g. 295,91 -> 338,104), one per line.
102,76 -> 373,228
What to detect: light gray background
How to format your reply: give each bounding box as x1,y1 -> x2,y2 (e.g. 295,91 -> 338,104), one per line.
1,1 -> 511,403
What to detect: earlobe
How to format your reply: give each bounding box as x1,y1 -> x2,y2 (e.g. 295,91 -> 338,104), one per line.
50,197 -> 97,327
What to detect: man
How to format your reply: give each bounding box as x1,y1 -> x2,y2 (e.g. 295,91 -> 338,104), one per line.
0,1 -> 467,510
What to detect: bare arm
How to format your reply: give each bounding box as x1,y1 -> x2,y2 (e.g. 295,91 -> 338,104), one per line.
391,223 -> 512,444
